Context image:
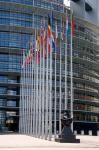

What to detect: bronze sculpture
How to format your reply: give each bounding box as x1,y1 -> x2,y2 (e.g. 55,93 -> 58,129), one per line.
55,111 -> 80,143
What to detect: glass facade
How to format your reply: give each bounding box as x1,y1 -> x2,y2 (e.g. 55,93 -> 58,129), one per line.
0,0 -> 99,134
0,0 -> 32,132
19,1 -> 99,139
72,20 -> 99,133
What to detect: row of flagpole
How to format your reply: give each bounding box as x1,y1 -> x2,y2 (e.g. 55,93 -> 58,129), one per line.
19,9 -> 74,139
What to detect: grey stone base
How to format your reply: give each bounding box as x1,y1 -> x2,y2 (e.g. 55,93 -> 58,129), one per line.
55,138 -> 80,143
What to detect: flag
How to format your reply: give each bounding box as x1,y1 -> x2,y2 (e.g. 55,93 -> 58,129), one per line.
26,48 -> 30,64
40,18 -> 46,57
48,39 -> 51,54
43,25 -> 47,57
35,34 -> 41,64
48,15 -> 52,38
21,51 -> 25,69
61,17 -> 64,40
36,50 -> 40,64
52,32 -> 55,51
66,16 -> 68,34
47,15 -> 52,54
26,41 -> 34,64
55,22 -> 58,48
72,16 -> 74,35
37,33 -> 41,51
29,42 -> 33,62
40,19 -> 44,45
35,39 -> 38,52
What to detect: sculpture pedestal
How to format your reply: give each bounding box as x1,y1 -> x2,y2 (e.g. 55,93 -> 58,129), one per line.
55,126 -> 80,143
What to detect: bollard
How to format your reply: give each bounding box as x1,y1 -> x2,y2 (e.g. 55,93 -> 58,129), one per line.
81,130 -> 84,135
97,131 -> 99,136
89,130 -> 92,136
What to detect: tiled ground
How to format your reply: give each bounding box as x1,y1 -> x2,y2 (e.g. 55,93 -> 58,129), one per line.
0,134 -> 99,150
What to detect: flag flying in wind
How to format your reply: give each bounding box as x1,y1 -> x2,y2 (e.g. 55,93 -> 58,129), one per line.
37,33 -> 41,51
55,21 -> 58,49
21,51 -> 25,69
48,15 -> 52,53
66,16 -> 68,35
61,17 -> 64,40
25,41 -> 34,64
26,47 -> 30,64
36,33 -> 41,64
40,19 -> 44,44
29,41 -> 33,62
52,32 -> 55,51
43,25 -> 47,57
48,15 -> 52,38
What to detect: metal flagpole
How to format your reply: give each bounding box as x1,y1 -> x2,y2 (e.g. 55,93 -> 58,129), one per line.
37,31 -> 39,137
35,29 -> 38,137
65,13 -> 68,110
31,56 -> 33,135
27,49 -> 29,135
33,29 -> 36,136
49,9 -> 52,140
31,39 -> 35,135
43,19 -> 46,138
30,39 -> 33,135
59,22 -> 62,135
22,50 -> 25,133
54,21 -> 57,138
36,28 -> 39,137
70,10 -> 73,131
30,42 -> 33,135
19,52 -> 22,133
33,50 -> 35,136
19,50 -> 23,133
24,49 -> 26,134
32,14 -> 35,136
30,55 -> 32,135
24,48 -> 26,134
42,25 -> 45,139
45,32 -> 48,140
24,48 -> 27,133
27,45 -> 30,135
38,28 -> 41,138
26,46 -> 29,135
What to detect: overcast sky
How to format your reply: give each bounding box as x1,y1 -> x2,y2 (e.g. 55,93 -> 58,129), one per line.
64,0 -> 70,6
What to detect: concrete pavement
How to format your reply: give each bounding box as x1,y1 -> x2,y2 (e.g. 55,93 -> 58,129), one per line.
0,134 -> 99,150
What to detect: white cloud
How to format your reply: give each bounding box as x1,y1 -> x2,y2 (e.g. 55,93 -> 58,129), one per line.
64,0 -> 70,6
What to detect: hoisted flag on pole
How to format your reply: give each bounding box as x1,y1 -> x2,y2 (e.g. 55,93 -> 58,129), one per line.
43,25 -> 47,57
48,15 -> 52,38
52,32 -> 55,51
36,33 -> 41,64
29,41 -> 34,62
21,51 -> 25,69
25,41 -> 34,64
48,15 -> 52,53
66,16 -> 68,35
55,21 -> 58,49
37,33 -> 41,52
26,47 -> 30,64
61,17 -> 64,40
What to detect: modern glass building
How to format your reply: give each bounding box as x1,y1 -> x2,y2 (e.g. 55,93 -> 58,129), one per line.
0,0 -> 65,132
19,0 -> 99,139
0,0 -> 99,135
72,17 -> 99,135
0,0 -> 32,132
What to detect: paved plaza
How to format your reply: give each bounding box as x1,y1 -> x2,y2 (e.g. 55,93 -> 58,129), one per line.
0,134 -> 99,150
